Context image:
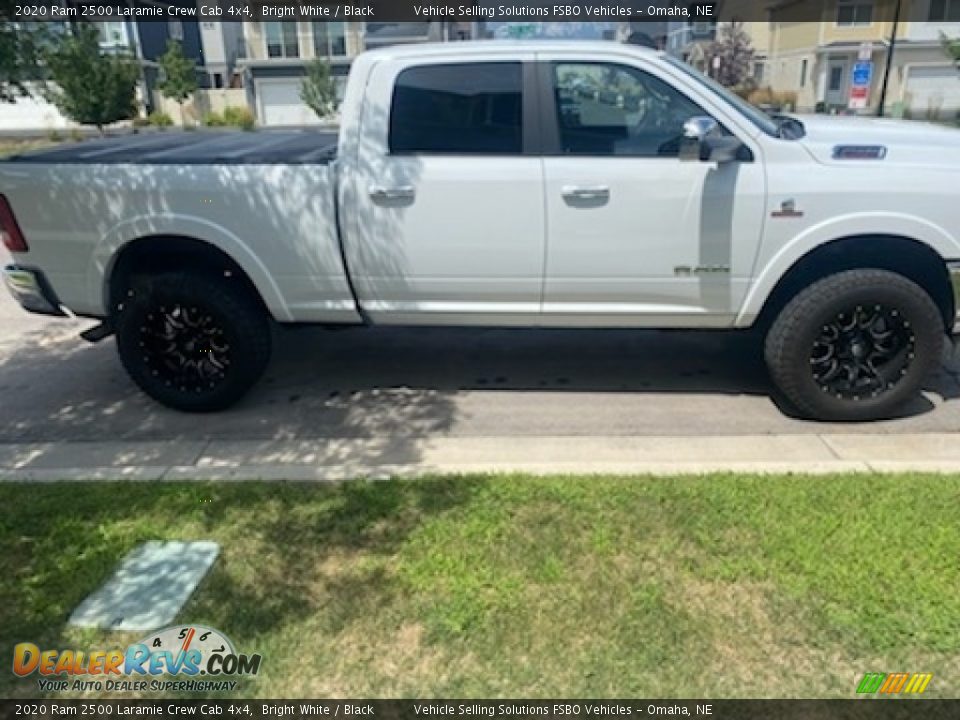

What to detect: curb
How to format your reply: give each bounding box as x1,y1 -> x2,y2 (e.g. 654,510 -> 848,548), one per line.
2,434 -> 960,480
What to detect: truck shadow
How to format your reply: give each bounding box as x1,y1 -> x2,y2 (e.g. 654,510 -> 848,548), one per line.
1,321 -> 958,456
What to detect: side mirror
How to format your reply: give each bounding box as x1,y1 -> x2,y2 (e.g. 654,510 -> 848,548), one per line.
680,115 -> 744,163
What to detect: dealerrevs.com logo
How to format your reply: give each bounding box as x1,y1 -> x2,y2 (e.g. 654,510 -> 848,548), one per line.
13,625 -> 261,693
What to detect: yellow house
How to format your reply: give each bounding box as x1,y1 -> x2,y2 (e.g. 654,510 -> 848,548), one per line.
764,0 -> 960,117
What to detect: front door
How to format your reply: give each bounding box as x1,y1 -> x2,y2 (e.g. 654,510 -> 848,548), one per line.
342,58 -> 546,325
539,57 -> 765,327
826,59 -> 849,108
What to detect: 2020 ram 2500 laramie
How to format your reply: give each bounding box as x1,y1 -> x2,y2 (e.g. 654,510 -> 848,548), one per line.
3,42 -> 960,421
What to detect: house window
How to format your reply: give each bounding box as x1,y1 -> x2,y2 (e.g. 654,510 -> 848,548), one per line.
265,22 -> 298,58
929,0 -> 960,21
836,0 -> 873,26
800,58 -> 808,87
168,21 -> 183,41
753,60 -> 765,82
691,21 -> 713,36
96,21 -> 126,46
313,22 -> 346,57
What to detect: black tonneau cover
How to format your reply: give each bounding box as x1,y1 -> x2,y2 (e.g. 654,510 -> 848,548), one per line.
5,130 -> 339,165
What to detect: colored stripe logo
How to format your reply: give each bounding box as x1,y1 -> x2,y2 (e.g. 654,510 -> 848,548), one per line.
856,672 -> 933,695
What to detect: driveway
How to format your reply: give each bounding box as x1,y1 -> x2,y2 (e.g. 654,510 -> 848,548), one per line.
3,248 -> 960,449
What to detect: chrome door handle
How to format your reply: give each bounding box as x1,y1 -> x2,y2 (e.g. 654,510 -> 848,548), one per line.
562,185 -> 610,201
369,185 -> 415,201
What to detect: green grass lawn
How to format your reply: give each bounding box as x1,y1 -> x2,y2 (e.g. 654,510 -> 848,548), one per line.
1,474 -> 958,698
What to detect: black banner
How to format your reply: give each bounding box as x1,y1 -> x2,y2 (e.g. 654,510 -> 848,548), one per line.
2,701 -> 960,720
10,0 -> 901,23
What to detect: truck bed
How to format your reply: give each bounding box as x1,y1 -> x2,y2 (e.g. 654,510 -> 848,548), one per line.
5,130 -> 339,165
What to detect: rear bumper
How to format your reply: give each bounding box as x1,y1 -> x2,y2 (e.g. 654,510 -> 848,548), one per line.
2,265 -> 67,317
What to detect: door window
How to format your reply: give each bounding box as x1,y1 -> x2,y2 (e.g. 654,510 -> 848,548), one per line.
389,63 -> 523,155
553,62 -> 708,157
829,66 -> 844,92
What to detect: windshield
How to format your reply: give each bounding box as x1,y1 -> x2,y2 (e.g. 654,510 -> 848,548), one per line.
662,55 -> 781,138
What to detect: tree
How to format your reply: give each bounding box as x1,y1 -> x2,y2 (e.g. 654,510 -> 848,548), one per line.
157,39 -> 197,126
0,0 -> 49,102
300,57 -> 338,120
44,24 -> 140,134
942,32 -> 960,70
705,21 -> 756,89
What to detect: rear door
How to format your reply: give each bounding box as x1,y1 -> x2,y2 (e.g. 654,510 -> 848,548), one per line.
341,54 -> 546,325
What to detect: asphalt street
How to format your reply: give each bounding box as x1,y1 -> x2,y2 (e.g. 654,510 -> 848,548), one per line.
3,247 -> 960,445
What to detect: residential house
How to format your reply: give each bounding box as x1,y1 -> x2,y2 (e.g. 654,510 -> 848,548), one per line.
658,13 -> 769,86
238,21 -> 475,126
765,0 -> 960,117
0,6 -> 212,130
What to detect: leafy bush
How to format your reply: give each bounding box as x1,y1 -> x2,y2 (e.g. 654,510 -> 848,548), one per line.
777,90 -> 798,110
147,111 -> 173,128
46,129 -> 62,142
730,77 -> 758,101
203,111 -> 227,127
132,115 -> 150,128
747,86 -> 798,111
223,106 -> 255,130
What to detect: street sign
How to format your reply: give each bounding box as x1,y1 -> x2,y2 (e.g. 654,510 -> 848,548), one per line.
858,42 -> 874,60
849,61 -> 873,110
852,61 -> 873,87
849,85 -> 869,109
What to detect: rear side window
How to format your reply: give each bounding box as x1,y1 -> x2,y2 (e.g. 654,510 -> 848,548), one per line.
389,63 -> 523,155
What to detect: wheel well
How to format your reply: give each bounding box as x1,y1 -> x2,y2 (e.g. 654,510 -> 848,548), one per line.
107,236 -> 268,317
755,235 -> 954,332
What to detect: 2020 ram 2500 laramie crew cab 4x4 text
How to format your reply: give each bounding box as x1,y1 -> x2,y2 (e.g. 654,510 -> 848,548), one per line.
3,42 -> 960,421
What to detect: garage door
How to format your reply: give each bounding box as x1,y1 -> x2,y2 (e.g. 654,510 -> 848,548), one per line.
257,80 -> 319,127
905,65 -> 960,119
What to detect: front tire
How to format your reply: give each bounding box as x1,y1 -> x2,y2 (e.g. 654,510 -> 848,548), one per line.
764,269 -> 944,422
115,272 -> 272,412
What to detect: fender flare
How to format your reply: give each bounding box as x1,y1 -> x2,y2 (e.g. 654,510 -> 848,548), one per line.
89,214 -> 294,322
736,213 -> 960,326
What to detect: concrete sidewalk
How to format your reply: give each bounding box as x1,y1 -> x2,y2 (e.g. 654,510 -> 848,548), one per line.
2,433 -> 960,481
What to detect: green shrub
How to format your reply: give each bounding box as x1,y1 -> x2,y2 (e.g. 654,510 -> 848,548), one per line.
68,128 -> 83,142
747,86 -> 775,107
775,90 -> 798,111
131,115 -> 150,128
203,111 -> 226,127
46,129 -> 63,142
223,106 -> 255,130
147,111 -> 173,128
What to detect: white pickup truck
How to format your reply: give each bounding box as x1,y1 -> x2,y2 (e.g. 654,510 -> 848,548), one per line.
3,41 -> 960,421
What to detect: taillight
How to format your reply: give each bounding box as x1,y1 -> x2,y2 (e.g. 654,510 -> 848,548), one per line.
0,194 -> 27,252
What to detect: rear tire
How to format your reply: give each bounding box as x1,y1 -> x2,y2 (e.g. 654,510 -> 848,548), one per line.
764,269 -> 944,422
115,272 -> 271,412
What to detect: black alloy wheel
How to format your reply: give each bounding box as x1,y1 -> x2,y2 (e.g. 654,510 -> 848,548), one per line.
115,272 -> 271,412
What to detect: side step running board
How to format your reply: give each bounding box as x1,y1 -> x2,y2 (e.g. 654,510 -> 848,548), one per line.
80,321 -> 114,343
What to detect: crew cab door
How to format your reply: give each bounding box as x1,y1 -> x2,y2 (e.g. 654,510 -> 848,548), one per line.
538,53 -> 766,327
340,54 -> 546,324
